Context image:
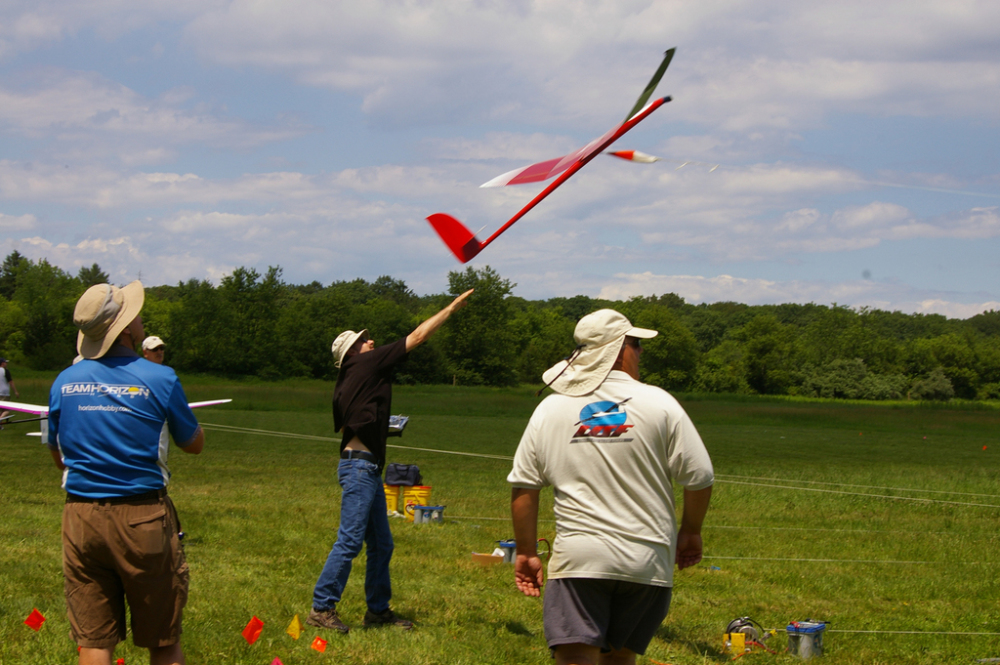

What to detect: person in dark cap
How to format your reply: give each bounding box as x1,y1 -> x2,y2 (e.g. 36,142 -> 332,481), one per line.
308,288 -> 473,634
48,281 -> 204,665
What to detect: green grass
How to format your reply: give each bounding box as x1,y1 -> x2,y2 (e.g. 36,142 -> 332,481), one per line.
1,376 -> 999,664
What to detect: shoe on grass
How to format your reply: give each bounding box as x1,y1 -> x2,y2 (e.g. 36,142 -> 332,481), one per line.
306,607 -> 349,634
363,608 -> 413,630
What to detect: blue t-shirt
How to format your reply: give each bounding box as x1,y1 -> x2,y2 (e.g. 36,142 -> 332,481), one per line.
48,347 -> 200,498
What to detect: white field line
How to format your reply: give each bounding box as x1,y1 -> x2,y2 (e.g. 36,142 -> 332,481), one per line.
200,423 -> 999,508
721,479 -> 1000,509
705,555 -> 965,565
707,525 -> 991,536
825,629 -> 1000,636
716,473 -> 1000,500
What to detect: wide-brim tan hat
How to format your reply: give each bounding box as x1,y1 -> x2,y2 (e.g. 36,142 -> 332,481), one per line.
331,329 -> 368,369
541,309 -> 657,396
75,281 -> 145,359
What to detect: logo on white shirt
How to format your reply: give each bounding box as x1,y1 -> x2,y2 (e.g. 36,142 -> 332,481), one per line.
572,399 -> 634,439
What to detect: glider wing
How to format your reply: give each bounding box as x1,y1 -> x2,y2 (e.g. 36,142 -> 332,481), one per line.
188,399 -> 234,409
0,398 -> 232,419
0,400 -> 48,416
427,49 -> 676,263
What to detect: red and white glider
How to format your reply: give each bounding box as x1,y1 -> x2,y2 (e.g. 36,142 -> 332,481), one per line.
427,48 -> 676,263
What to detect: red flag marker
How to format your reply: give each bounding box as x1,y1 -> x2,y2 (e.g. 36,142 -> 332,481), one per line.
24,608 -> 45,631
984,445 -> 988,451
311,636 -> 328,653
117,659 -> 124,665
241,616 -> 264,644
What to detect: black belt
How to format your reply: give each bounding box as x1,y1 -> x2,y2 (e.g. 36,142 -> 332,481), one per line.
341,449 -> 378,464
66,488 -> 167,505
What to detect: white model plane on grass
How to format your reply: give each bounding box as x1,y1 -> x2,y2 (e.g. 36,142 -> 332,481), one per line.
0,399 -> 232,443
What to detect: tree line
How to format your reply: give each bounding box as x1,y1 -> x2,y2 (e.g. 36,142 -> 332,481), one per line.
2,251 -> 999,401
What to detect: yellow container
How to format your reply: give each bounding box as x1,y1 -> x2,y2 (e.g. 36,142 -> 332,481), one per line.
383,484 -> 401,513
402,485 -> 432,521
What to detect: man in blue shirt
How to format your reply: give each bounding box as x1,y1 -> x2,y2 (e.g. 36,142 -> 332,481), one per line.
48,281 -> 204,665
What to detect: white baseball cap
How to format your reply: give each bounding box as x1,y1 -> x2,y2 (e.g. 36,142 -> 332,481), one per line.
142,336 -> 166,351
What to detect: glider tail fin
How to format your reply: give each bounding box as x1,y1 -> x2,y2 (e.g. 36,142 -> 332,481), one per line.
624,47 -> 675,122
427,213 -> 484,263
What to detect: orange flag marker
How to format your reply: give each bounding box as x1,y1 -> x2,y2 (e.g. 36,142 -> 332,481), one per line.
286,614 -> 303,640
24,608 -> 46,631
311,636 -> 328,653
241,616 -> 264,644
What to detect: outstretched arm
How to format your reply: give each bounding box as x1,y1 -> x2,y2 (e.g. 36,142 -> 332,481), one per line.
676,485 -> 712,570
511,487 -> 544,597
405,289 -> 474,352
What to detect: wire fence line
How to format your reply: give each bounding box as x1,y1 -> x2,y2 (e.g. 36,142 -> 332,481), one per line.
200,423 -> 1000,509
716,473 -> 1000,500
720,479 -> 1000,509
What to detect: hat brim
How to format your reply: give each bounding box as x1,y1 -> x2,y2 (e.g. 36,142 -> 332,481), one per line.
77,281 -> 145,360
541,325 -> 659,397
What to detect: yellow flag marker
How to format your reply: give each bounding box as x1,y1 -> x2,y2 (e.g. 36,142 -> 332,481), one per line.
286,614 -> 303,640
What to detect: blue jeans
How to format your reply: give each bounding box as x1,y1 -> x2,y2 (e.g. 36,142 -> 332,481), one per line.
312,459 -> 394,613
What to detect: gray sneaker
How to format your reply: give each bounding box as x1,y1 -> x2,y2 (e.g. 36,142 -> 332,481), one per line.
363,608 -> 413,630
306,607 -> 349,634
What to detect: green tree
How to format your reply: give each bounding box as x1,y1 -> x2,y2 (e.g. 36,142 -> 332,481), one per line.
631,306 -> 700,391
693,340 -> 746,393
735,314 -> 798,394
77,263 -> 110,287
509,302 -> 575,384
13,259 -> 82,369
0,251 -> 28,300
444,266 -> 518,386
910,367 -> 954,401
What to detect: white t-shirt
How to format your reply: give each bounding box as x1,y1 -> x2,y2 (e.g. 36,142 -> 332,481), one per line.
508,370 -> 714,587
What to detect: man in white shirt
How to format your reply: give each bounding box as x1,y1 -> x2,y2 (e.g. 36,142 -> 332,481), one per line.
508,309 -> 714,665
0,357 -> 20,427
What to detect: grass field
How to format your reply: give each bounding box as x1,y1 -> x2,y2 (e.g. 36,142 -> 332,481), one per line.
1,374 -> 998,664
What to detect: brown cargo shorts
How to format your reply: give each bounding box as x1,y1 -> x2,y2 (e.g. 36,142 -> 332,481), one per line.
62,491 -> 189,649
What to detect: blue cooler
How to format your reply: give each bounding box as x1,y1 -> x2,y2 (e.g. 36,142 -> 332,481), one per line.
786,621 -> 826,659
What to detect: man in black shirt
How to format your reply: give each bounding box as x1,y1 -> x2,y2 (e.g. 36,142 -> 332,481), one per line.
308,289 -> 473,633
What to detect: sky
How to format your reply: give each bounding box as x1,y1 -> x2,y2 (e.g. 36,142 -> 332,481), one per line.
1,1 -> 999,317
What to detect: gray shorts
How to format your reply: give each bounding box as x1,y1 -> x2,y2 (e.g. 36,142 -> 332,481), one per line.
543,578 -> 672,655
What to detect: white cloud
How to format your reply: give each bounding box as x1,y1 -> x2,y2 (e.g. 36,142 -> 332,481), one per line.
596,271 -> 1000,318
0,70 -> 308,160
169,0 -> 1000,133
0,212 -> 35,230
